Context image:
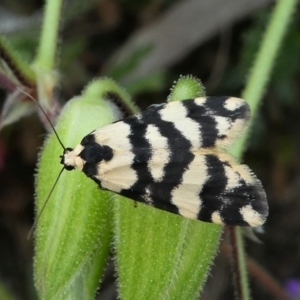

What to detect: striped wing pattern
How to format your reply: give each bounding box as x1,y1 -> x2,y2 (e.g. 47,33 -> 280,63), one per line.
80,97 -> 268,226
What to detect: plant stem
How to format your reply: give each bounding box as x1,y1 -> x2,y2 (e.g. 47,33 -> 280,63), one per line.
0,35 -> 35,87
34,0 -> 64,70
231,0 -> 298,160
227,226 -> 250,300
236,227 -> 250,300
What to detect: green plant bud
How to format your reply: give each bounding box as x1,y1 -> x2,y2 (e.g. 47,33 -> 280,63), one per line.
168,75 -> 206,102
34,78 -> 129,300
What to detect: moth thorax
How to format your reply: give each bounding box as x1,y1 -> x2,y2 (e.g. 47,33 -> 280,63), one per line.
61,145 -> 85,171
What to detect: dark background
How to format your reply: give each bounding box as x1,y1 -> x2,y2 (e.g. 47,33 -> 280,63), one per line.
0,0 -> 299,299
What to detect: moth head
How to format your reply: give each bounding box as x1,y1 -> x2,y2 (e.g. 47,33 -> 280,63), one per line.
60,145 -> 85,171
60,148 -> 74,170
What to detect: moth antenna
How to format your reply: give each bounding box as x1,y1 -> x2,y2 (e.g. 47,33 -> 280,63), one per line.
17,87 -> 66,150
27,166 -> 65,240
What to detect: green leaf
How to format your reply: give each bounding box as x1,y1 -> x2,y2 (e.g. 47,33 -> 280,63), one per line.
114,201 -> 221,299
34,79 -> 129,300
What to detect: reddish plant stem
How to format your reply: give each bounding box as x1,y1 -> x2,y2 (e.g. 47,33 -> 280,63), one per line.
227,226 -> 244,300
223,228 -> 291,300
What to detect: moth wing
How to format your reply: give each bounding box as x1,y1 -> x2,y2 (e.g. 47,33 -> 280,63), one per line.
191,150 -> 268,227
83,97 -> 266,226
95,150 -> 138,193
89,97 -> 250,152
143,97 -> 250,149
95,149 -> 268,227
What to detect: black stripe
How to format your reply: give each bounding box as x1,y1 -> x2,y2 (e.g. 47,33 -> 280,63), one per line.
145,197 -> 180,214
197,154 -> 267,226
120,116 -> 153,200
217,181 -> 250,226
198,154 -> 227,222
80,142 -> 113,179
120,105 -> 194,210
248,182 -> 268,218
144,108 -> 194,208
220,179 -> 267,226
182,100 -> 218,148
80,133 -> 96,146
205,97 -> 249,122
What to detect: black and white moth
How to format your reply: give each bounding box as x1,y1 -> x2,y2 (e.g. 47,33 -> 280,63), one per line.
61,97 -> 268,227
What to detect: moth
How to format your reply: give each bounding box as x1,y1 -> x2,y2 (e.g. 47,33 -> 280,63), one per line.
61,97 -> 268,227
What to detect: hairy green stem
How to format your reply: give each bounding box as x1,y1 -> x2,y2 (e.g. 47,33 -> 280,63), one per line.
34,0 -> 64,70
0,34 -> 35,87
231,0 -> 298,159
235,227 -> 249,300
